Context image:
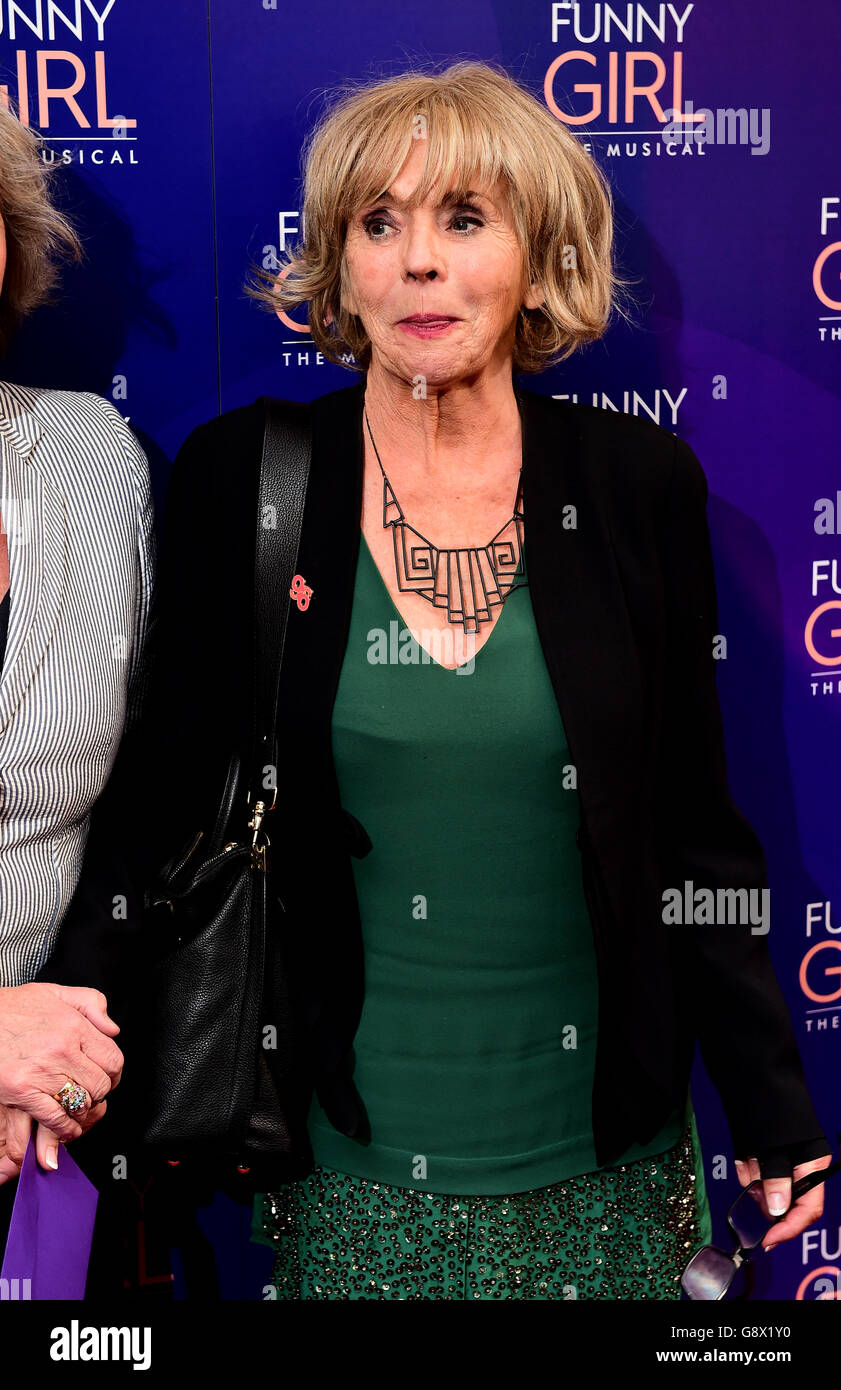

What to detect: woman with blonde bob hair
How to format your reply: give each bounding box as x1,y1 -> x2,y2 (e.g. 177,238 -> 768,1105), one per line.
254,60 -> 625,372
0,97 -> 154,1246
125,59 -> 830,1300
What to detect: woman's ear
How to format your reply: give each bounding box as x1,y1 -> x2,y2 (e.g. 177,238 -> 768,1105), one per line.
523,281 -> 544,311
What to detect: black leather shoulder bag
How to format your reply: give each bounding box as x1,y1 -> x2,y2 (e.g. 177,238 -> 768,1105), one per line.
140,396 -> 316,1185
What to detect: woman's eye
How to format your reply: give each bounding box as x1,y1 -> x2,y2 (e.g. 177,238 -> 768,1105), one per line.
450,215 -> 483,233
362,213 -> 484,240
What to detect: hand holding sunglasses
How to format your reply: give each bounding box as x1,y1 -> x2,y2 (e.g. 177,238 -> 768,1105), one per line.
681,1137 -> 841,1300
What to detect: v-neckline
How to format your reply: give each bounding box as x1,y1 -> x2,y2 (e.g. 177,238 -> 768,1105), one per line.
357,527 -> 519,673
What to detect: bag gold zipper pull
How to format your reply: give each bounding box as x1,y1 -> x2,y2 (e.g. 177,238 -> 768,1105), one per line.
249,798 -> 271,870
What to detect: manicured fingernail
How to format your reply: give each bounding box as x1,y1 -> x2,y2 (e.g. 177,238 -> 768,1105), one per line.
768,1197 -> 787,1215
46,1146 -> 59,1170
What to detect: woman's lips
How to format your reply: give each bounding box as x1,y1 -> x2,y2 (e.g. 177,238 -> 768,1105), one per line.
398,316 -> 459,337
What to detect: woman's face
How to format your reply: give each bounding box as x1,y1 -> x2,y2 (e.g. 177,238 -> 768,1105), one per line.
342,138 -> 542,387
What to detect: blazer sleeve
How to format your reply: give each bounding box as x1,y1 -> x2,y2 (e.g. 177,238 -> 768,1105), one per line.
657,435 -> 829,1163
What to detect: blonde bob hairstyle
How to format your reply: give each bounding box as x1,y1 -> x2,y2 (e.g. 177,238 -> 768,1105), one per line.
0,100 -> 83,354
246,60 -> 637,374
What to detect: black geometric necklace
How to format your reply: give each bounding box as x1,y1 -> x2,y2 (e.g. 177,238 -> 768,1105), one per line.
363,408 -> 528,636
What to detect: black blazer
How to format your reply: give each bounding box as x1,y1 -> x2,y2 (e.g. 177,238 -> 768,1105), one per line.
40,375 -> 827,1172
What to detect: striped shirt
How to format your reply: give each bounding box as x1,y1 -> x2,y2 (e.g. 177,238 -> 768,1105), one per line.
0,382 -> 155,986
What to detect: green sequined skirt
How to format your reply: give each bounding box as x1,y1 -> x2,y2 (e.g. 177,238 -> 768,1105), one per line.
252,1112 -> 712,1300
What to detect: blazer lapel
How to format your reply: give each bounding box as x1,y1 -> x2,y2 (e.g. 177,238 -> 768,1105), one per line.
273,379 -> 367,826
520,387 -> 676,1114
0,386 -> 67,737
518,386 -> 646,844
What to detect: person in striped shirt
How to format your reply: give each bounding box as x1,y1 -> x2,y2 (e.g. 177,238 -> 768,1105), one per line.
0,103 -> 154,1195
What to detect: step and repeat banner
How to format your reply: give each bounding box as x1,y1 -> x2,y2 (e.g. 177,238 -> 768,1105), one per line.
1,0 -> 839,1302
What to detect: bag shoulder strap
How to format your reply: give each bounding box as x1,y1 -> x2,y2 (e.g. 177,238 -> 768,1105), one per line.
248,396 -> 313,837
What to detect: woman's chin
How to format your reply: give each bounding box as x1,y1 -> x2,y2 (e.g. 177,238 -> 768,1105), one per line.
373,345 -> 483,391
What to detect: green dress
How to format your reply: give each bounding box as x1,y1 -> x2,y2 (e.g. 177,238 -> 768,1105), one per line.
253,530 -> 712,1299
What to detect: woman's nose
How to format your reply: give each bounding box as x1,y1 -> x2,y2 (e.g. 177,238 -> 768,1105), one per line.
401,216 -> 443,281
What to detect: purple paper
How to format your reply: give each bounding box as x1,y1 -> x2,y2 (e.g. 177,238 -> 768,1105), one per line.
0,1132 -> 98,1300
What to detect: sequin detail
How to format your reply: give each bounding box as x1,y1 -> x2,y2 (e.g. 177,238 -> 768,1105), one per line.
255,1119 -> 705,1299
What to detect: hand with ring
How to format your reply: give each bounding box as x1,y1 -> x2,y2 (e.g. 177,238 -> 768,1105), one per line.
0,1093 -> 109,1184
0,981 -> 123,1183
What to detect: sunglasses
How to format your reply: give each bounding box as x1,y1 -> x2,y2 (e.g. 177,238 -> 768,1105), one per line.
681,1144 -> 841,1300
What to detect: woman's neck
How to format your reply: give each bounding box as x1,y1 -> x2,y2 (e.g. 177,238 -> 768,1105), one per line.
361,362 -> 523,491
